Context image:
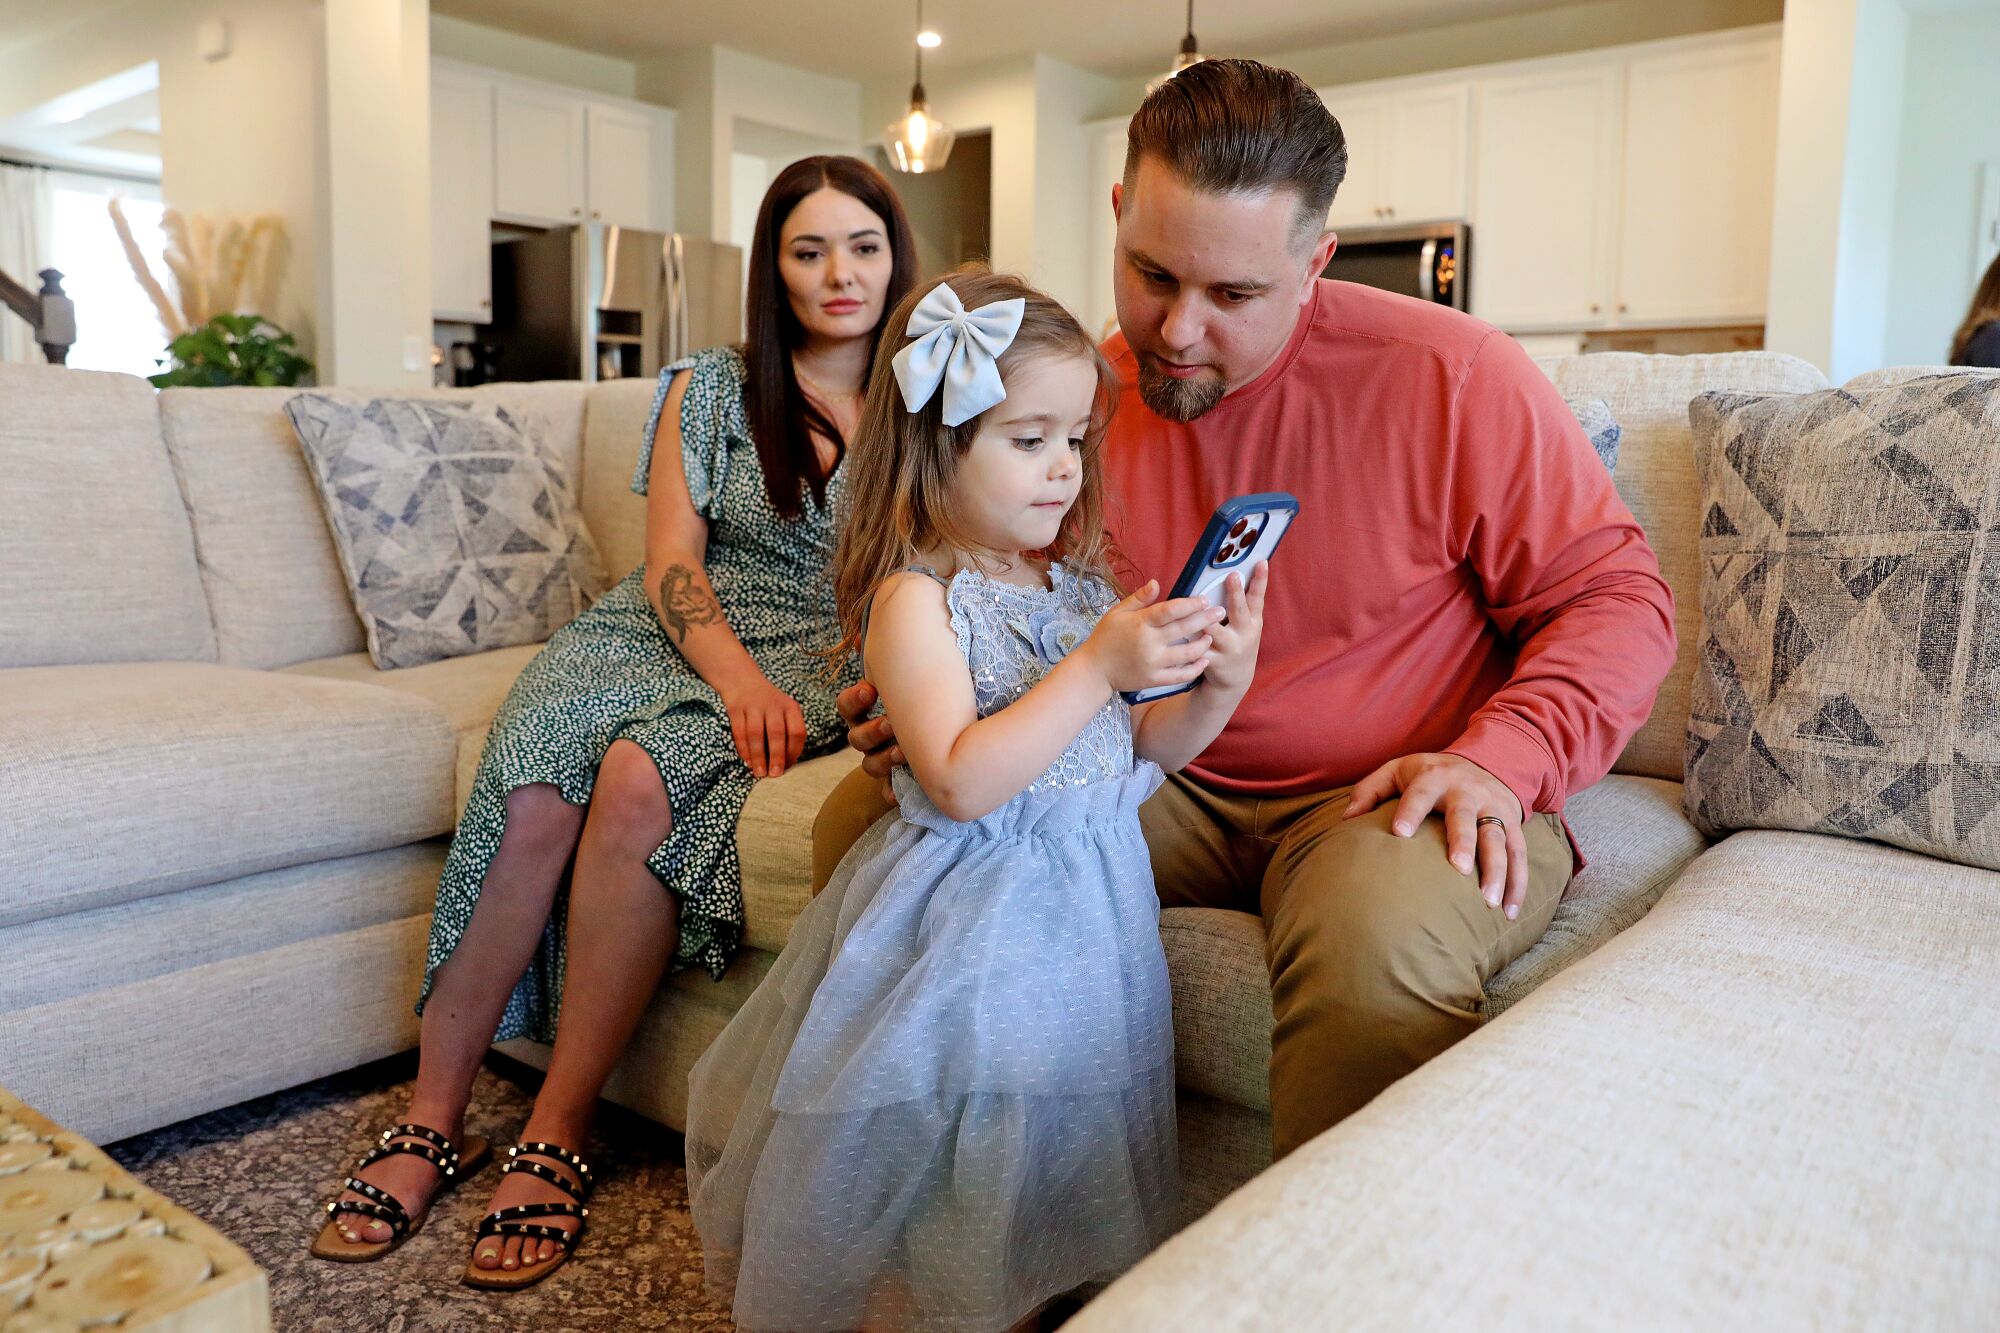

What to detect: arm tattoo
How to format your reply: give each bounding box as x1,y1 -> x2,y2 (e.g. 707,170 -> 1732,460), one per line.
657,563 -> 724,644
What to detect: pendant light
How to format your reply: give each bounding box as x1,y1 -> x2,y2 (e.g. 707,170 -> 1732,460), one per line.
1147,0 -> 1206,92
884,0 -> 954,174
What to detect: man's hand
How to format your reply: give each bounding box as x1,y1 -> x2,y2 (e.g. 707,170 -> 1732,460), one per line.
1344,752 -> 1530,919
836,679 -> 902,794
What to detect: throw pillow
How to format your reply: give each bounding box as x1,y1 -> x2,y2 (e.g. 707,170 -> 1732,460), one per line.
1683,373 -> 2000,870
284,394 -> 609,670
1564,395 -> 1621,471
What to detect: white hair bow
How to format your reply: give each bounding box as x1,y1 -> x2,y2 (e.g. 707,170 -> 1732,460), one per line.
891,282 -> 1026,427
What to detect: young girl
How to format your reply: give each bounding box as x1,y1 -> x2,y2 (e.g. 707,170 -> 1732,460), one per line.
685,267 -> 1269,1332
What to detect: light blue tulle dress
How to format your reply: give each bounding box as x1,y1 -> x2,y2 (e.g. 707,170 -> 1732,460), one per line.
686,563 -> 1178,1333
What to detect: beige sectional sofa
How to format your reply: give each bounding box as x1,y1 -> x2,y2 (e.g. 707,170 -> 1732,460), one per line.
5,352 -> 1988,1317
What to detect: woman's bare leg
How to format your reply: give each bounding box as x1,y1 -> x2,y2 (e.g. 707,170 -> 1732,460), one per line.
326,784 -> 584,1245
472,739 -> 680,1271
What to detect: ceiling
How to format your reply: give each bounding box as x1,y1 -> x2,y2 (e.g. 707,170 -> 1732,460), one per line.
0,0 -> 133,58
432,0 -> 1605,82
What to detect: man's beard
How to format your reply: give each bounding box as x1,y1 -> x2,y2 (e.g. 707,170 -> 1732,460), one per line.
1136,355 -> 1226,422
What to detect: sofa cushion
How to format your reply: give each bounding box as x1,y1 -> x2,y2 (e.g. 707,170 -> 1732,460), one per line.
158,381 -> 593,670
1535,352 -> 1831,781
158,386 -> 368,668
737,748 -> 865,952
1485,773 -> 1707,1015
580,377 -> 655,582
287,644 -> 544,814
0,364 -> 216,668
1685,373 -> 2000,871
1070,830 -> 2000,1330
0,662 -> 455,928
283,644 -> 543,742
283,394 -> 609,670
1156,774 -> 1705,1112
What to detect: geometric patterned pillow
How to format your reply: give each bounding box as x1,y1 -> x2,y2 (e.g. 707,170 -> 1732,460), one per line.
1563,395 -> 1621,471
283,394 -> 609,670
1683,373 -> 2000,870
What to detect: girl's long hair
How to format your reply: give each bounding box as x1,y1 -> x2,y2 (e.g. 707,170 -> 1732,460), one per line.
828,265 -> 1122,669
743,155 -> 918,519
1950,251 -> 2000,366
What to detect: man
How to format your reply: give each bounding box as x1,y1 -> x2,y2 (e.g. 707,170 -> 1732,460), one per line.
815,59 -> 1675,1159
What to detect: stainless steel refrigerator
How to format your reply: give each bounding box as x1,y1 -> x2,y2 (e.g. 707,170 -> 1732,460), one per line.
486,225 -> 743,383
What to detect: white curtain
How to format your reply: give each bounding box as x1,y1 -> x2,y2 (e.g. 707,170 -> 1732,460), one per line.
0,162 -> 57,365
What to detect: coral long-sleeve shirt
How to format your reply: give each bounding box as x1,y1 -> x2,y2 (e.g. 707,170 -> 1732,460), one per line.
1101,280 -> 1675,817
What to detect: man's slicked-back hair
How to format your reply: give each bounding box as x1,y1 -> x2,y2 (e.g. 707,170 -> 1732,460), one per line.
1124,58 -> 1347,244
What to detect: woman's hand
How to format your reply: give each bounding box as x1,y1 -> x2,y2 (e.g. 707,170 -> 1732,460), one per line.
1079,580 -> 1222,695
1199,562 -> 1269,697
719,672 -> 807,778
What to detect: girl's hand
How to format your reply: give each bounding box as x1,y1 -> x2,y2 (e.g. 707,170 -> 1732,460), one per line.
719,672 -> 807,777
1200,562 -> 1269,697
1081,579 -> 1224,694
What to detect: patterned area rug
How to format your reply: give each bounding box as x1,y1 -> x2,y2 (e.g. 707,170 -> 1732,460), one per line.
105,1053 -> 736,1332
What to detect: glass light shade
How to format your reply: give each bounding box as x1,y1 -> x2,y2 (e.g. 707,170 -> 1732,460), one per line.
884,98 -> 955,174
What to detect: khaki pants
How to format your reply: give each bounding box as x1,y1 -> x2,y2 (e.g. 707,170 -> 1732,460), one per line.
810,765 -> 1573,1159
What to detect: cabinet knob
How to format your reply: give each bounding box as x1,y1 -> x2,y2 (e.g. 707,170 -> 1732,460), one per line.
591,210 -> 602,220
1373,206 -> 1385,218
571,207 -> 582,218
1385,206 -> 1396,218
1590,303 -> 1601,314
1618,303 -> 1628,314
480,298 -> 491,308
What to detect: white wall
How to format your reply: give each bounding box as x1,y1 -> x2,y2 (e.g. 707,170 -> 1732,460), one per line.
315,0 -> 430,387
1764,0 -> 1910,380
429,14 -> 637,98
868,56 -> 1038,282
1031,56 -> 1117,319
1883,6 -> 2000,366
640,45 -> 862,243
861,54 -> 1112,319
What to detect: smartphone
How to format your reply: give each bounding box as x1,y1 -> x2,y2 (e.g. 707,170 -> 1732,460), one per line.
1123,491 -> 1299,705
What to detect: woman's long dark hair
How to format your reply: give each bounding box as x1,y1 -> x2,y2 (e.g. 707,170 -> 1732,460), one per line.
743,155 -> 918,519
1950,251 -> 2000,367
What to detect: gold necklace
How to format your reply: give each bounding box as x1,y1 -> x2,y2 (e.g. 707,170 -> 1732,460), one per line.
794,362 -> 862,404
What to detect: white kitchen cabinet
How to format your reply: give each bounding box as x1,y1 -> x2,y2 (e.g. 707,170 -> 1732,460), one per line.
1323,95 -> 1386,229
1321,84 -> 1467,229
586,103 -> 654,229
430,67 -> 494,324
1385,85 -> 1469,224
494,84 -> 587,226
1615,37 -> 1780,325
1469,64 -> 1622,332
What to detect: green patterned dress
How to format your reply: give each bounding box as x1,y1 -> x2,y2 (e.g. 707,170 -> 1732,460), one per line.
419,347 -> 852,1044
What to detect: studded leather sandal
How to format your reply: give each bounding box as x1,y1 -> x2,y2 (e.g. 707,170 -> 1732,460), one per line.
309,1123 -> 492,1263
462,1140 -> 595,1291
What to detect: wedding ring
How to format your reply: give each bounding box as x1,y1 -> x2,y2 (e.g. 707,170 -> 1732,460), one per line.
1475,815 -> 1506,829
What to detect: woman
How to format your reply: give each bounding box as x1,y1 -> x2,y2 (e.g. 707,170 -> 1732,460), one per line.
309,155 -> 917,1290
1950,251 -> 2000,368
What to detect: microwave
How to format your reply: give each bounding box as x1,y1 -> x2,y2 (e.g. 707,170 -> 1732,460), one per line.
1321,221 -> 1469,310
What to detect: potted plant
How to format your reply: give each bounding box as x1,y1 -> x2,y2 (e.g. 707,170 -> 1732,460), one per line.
149,313 -> 313,388
110,199 -> 314,387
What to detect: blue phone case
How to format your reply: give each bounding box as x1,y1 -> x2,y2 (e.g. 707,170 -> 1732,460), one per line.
1122,492 -> 1300,705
